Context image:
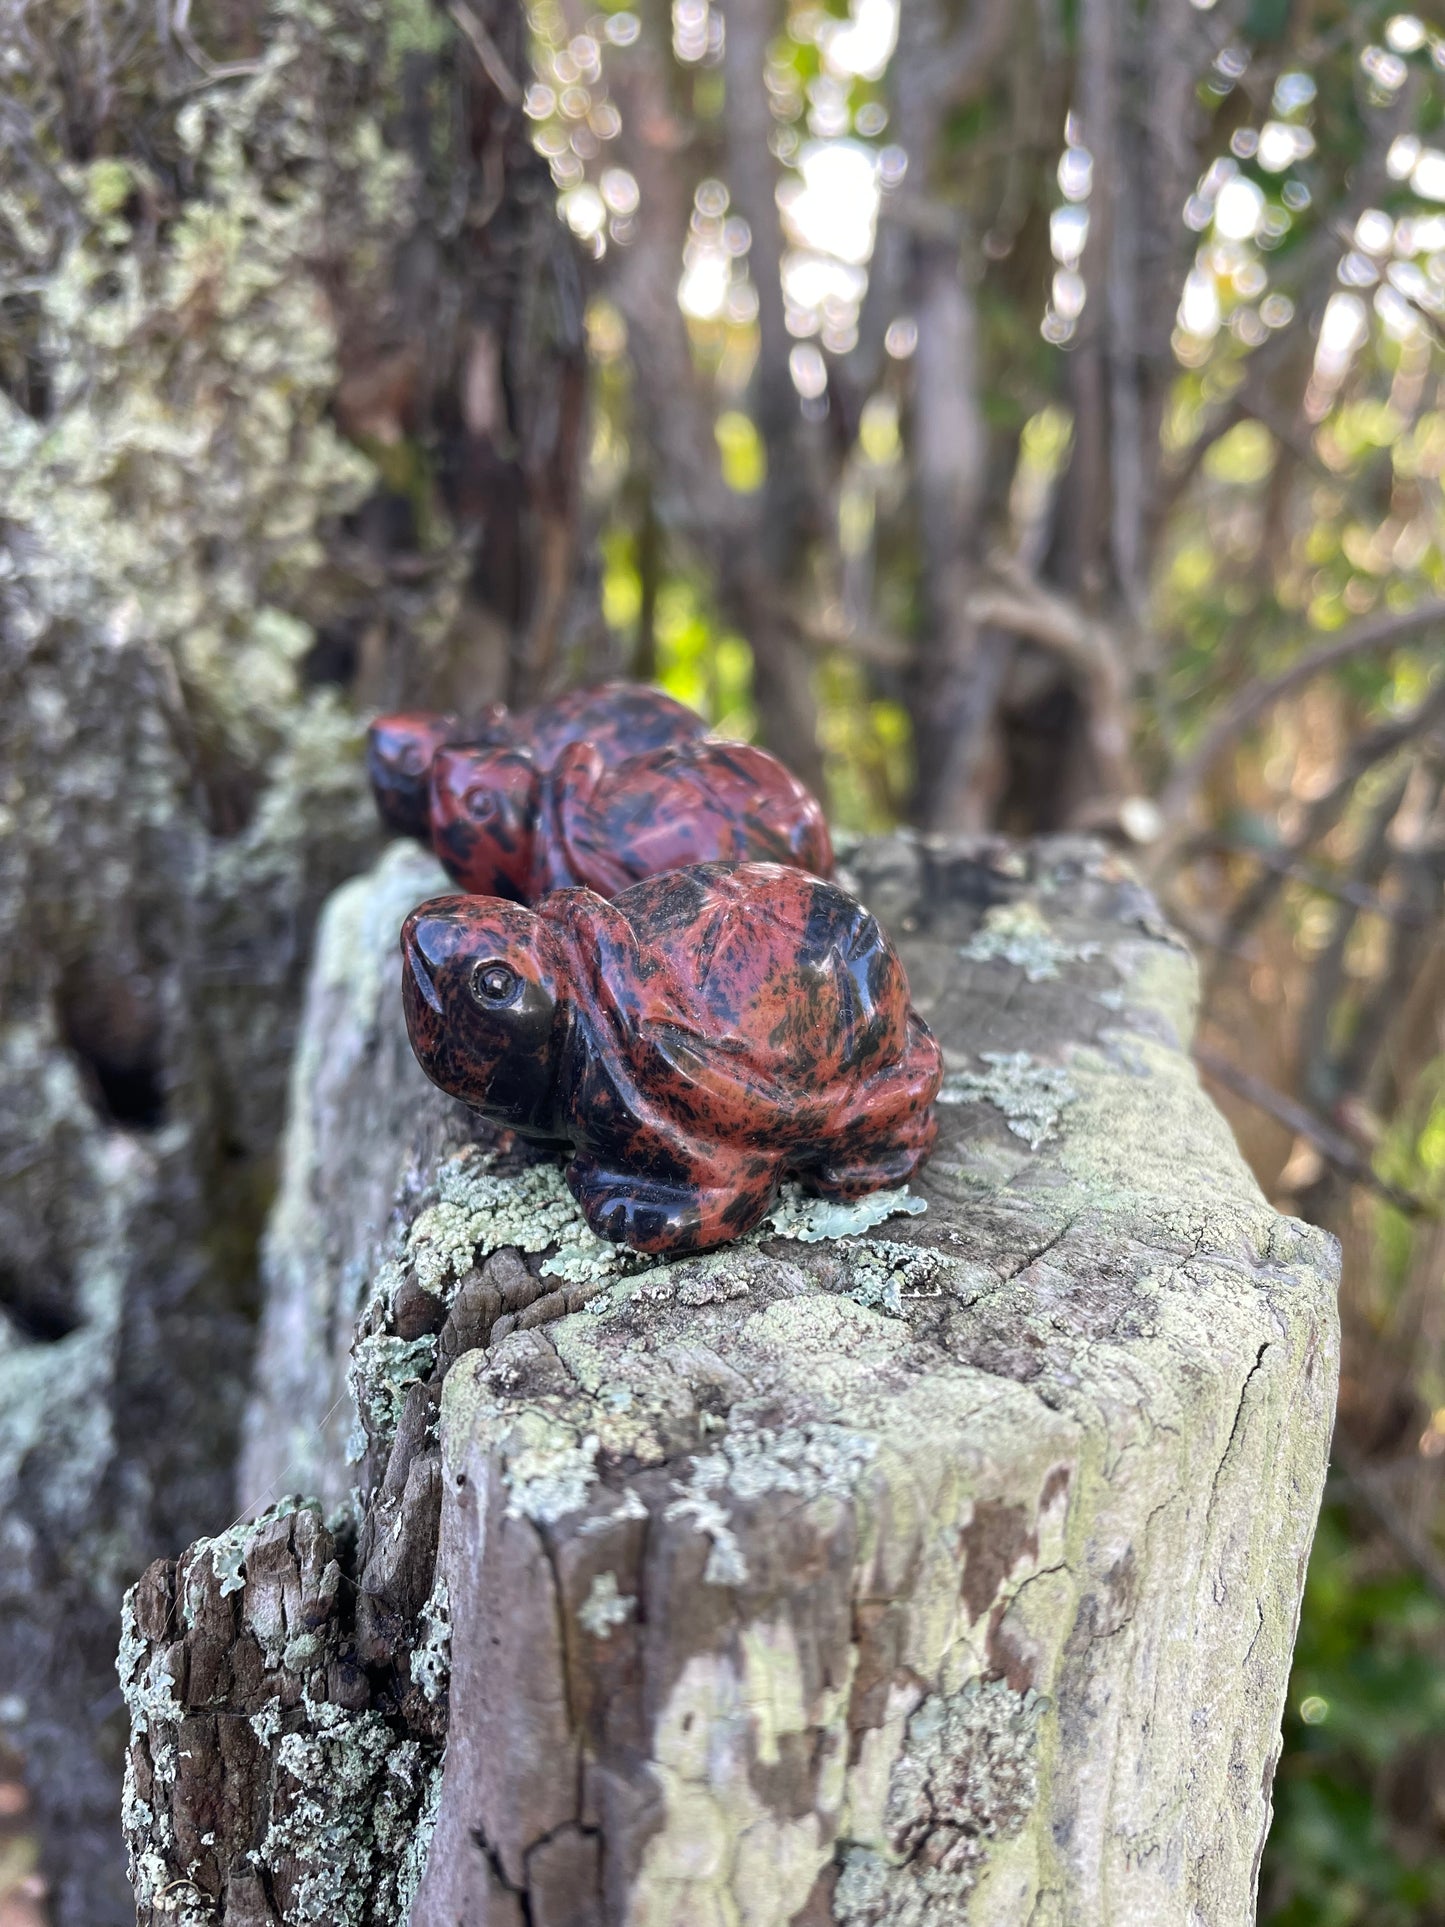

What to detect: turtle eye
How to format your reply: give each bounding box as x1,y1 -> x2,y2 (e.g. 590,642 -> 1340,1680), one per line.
471,960 -> 519,1006
465,788 -> 495,821
395,742 -> 429,776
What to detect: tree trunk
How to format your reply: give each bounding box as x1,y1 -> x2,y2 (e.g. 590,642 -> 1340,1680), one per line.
0,3 -> 588,1917
124,833 -> 1338,1923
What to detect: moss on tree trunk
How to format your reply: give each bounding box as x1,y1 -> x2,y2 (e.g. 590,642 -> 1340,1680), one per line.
0,3 -> 588,1915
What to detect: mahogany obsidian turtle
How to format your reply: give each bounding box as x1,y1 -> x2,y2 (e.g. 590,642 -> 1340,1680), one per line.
427,736 -> 834,902
400,861 -> 944,1255
366,682 -> 706,842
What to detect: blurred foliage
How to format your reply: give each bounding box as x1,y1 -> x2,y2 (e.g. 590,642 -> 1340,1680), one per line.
1265,1505 -> 1445,1926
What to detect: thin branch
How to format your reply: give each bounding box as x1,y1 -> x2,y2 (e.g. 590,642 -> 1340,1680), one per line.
1217,676 -> 1445,944
966,556 -> 1140,804
1157,602 -> 1445,827
967,562 -> 1116,681
1181,834 -> 1434,928
169,0 -> 263,78
1193,1042 -> 1438,1220
1294,767 -> 1411,1110
1335,770 -> 1445,1100
932,0 -> 1018,107
785,608 -> 912,671
448,0 -> 523,105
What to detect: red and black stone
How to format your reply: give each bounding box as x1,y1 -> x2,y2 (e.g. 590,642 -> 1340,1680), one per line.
366,683 -> 706,843
400,861 -> 943,1255
427,737 -> 834,902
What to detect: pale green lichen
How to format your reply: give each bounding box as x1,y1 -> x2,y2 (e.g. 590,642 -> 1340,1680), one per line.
179,1502 -> 309,1623
628,1253 -> 755,1308
662,1488 -> 750,1586
8,2 -> 479,1861
504,1431 -> 601,1524
765,1184 -> 928,1242
577,1488 -> 649,1537
251,1701 -> 285,1747
284,1632 -> 323,1670
842,1240 -> 953,1318
394,1760 -> 445,1920
118,1595 -> 188,1914
411,1578 -> 452,1703
938,1050 -> 1078,1151
663,1424 -> 879,1585
836,1679 -> 1047,1924
257,1697 -> 440,1925
121,1496 -> 441,1923
354,1154 -> 933,1469
348,1333 -> 438,1463
117,1594 -> 182,1732
705,1424 -> 878,1504
405,1152 -> 646,1293
961,902 -> 1103,983
579,1570 -> 637,1637
0,0 -> 418,774
834,1853 -> 976,1925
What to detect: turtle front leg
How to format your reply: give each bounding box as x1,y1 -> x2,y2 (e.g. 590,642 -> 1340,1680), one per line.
567,1144 -> 783,1256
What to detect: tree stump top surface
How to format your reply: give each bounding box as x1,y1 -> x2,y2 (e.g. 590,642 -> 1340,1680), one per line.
407,833 -> 1337,1925
135,833 -> 1338,1927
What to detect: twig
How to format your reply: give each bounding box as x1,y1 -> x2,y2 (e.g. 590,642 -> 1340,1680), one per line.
1192,1042 -> 1438,1220
1158,602 -> 1445,826
966,555 -> 1140,804
169,0 -> 263,79
448,0 -> 523,105
1180,833 -> 1432,927
1336,778 -> 1445,1100
786,608 -> 912,671
1294,767 -> 1411,1110
1219,676 -> 1445,943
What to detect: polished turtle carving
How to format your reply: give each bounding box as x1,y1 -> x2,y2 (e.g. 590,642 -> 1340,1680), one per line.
401,861 -> 943,1255
427,737 -> 834,902
366,682 -> 706,842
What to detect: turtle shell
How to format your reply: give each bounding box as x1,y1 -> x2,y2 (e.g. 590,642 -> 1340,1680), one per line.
400,861 -> 943,1255
554,863 -> 909,1111
367,681 -> 705,843
517,682 -> 706,768
428,737 -> 833,901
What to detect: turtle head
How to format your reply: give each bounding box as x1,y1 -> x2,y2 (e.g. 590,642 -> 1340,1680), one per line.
401,894 -> 566,1135
367,706 -> 512,842
368,712 -> 460,842
428,745 -> 541,899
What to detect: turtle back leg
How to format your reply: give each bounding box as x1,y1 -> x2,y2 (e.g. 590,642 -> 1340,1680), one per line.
791,1013 -> 942,1199
566,1141 -> 784,1256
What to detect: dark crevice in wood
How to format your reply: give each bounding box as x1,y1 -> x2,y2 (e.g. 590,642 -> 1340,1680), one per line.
0,1264 -> 79,1344
56,965 -> 168,1132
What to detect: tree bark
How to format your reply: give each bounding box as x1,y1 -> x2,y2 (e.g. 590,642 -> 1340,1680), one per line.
126,833 -> 1338,1923
0,4 -> 589,1917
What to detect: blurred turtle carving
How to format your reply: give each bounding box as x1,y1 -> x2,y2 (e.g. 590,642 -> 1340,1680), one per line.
366,682 -> 706,842
401,862 -> 943,1254
428,737 -> 834,901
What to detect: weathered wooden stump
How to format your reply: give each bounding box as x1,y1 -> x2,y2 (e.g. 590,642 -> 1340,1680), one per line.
120,835 -> 1339,1925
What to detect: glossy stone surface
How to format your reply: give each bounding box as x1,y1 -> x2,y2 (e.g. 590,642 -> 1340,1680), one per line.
366,682 -> 705,843
428,736 -> 834,902
400,861 -> 943,1254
